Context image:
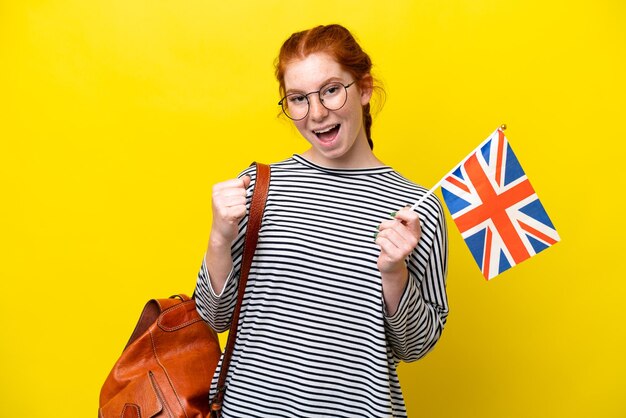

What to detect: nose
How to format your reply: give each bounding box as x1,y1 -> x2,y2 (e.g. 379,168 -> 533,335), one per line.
308,94 -> 329,121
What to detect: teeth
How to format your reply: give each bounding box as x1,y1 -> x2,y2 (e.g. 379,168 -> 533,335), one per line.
314,124 -> 339,134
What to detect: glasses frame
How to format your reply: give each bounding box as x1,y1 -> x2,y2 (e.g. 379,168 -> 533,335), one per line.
278,81 -> 356,121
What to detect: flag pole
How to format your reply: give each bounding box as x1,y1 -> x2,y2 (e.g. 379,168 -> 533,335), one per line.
410,124 -> 507,211
410,179 -> 444,211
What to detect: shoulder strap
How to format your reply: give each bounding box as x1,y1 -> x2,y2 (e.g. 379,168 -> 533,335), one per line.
210,162 -> 270,415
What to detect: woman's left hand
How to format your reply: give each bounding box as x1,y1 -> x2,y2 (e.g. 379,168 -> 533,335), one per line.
375,207 -> 422,274
375,207 -> 422,315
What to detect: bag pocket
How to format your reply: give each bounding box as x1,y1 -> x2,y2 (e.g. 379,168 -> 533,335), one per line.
99,371 -> 173,418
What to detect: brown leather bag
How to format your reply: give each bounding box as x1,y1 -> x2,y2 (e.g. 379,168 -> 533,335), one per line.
99,163 -> 271,418
98,294 -> 220,418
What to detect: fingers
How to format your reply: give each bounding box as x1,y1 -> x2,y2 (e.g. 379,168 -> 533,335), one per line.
376,224 -> 418,261
212,175 -> 250,192
378,222 -> 417,248
212,176 -> 250,201
378,208 -> 421,239
210,175 -> 252,244
392,207 -> 422,232
375,208 -> 422,261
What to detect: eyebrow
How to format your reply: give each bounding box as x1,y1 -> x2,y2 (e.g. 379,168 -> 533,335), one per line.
285,77 -> 345,95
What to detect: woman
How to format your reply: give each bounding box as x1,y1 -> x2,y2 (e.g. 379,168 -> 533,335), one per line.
195,24 -> 448,417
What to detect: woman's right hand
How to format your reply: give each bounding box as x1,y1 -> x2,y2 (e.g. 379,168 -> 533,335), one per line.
209,175 -> 251,248
205,175 -> 251,293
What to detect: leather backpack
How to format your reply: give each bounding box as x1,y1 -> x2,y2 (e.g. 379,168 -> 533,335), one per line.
99,163 -> 270,417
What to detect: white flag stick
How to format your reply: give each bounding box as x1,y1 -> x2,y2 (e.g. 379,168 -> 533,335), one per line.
410,178 -> 445,211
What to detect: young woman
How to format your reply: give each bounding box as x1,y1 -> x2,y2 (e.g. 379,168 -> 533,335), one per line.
195,24 -> 449,417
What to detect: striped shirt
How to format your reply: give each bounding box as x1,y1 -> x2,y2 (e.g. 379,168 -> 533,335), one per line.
195,155 -> 448,417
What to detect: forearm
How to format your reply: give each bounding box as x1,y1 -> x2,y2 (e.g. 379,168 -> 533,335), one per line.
205,173 -> 251,294
376,207 -> 419,316
382,197 -> 449,361
381,265 -> 409,316
204,233 -> 235,295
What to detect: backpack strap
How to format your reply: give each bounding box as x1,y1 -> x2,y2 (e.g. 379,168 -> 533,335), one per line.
209,162 -> 270,416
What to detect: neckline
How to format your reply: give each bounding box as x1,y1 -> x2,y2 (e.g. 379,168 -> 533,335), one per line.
291,154 -> 394,175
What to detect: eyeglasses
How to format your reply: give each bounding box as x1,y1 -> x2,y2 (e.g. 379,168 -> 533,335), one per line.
278,81 -> 356,121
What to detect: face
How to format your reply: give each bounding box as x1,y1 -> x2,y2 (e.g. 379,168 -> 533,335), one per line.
282,53 -> 373,168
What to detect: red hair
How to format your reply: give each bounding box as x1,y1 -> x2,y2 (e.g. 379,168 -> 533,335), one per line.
275,24 -> 377,149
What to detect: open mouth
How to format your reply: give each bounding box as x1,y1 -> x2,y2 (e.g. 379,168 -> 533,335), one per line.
313,124 -> 340,143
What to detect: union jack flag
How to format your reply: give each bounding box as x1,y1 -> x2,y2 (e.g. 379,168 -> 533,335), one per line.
441,128 -> 560,280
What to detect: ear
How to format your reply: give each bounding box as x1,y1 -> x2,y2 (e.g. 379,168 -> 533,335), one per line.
359,74 -> 374,106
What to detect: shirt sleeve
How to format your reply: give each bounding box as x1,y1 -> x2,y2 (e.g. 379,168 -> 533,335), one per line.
194,257 -> 240,332
383,194 -> 449,362
194,166 -> 257,333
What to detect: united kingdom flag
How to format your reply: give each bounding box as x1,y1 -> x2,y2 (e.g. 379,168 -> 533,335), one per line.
441,128 -> 560,280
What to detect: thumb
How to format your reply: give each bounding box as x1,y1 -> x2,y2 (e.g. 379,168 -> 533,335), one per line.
394,206 -> 421,228
241,175 -> 251,188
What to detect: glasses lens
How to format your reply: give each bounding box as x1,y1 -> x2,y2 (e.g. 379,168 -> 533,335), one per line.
282,93 -> 308,120
320,83 -> 347,111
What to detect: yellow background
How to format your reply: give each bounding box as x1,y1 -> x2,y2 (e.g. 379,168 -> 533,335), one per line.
1,1 -> 625,417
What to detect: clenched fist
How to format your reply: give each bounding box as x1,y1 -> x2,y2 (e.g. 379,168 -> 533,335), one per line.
210,175 -> 251,248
